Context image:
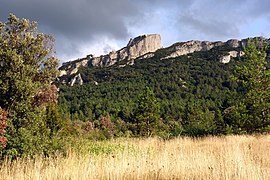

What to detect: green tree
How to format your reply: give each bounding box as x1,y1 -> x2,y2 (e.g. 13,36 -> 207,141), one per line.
225,40 -> 270,133
183,101 -> 216,136
0,14 -> 59,157
46,103 -> 63,136
133,87 -> 160,136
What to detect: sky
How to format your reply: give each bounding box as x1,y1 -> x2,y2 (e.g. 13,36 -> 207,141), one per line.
1,0 -> 270,64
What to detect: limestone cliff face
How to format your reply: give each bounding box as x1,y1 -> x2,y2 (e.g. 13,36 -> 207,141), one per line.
162,41 -> 223,60
126,34 -> 161,60
160,37 -> 270,60
59,34 -> 161,77
161,39 -> 245,60
219,51 -> 245,64
70,73 -> 83,86
59,34 -> 161,85
89,34 -> 161,67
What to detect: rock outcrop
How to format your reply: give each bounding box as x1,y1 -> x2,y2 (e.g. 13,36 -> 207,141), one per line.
70,73 -> 83,86
219,51 -> 245,64
125,34 -> 161,60
161,40 -> 223,59
59,34 -> 161,78
90,34 -> 161,66
160,36 -> 269,62
161,38 -> 248,60
59,34 -> 161,86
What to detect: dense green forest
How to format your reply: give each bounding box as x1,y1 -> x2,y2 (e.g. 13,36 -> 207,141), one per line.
58,42 -> 270,137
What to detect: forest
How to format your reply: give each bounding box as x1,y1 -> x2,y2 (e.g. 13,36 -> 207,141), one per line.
58,39 -> 270,138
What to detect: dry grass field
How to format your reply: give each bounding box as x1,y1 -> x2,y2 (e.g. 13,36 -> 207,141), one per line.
1,135 -> 270,180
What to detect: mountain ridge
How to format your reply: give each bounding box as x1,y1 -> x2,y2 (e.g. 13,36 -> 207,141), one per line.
59,34 -> 161,77
58,34 -> 269,86
57,34 -> 270,135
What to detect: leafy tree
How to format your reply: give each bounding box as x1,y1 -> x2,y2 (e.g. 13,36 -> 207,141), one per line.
133,87 -> 160,136
0,14 -> 59,157
225,40 -> 270,133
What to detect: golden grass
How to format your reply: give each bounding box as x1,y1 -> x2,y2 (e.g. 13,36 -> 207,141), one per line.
1,135 -> 270,180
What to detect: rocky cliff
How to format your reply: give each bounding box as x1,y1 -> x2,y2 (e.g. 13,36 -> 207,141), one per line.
161,40 -> 223,60
160,37 -> 269,62
160,38 -> 248,60
60,34 -> 161,78
59,35 -> 269,86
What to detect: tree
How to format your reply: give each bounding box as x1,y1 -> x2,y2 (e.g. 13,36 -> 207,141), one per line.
182,101 -> 216,136
225,40 -> 270,133
0,14 -> 59,157
133,87 -> 160,136
46,103 -> 63,136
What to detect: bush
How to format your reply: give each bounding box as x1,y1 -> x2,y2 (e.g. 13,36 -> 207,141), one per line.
0,14 -> 60,158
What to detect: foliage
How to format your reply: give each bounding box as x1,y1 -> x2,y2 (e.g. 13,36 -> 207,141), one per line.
133,87 -> 161,136
182,101 -> 216,136
58,37 -> 270,137
58,43 -> 240,136
45,103 -> 63,136
224,40 -> 270,133
99,114 -> 115,139
0,14 -> 60,158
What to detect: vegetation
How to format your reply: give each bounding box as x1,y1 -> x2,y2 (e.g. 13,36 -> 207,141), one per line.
1,135 -> 270,179
133,87 -> 161,136
0,13 -> 270,161
58,39 -> 270,137
224,40 -> 270,133
0,14 -> 61,158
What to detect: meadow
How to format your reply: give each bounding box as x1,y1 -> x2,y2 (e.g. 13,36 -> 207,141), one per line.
1,135 -> 270,180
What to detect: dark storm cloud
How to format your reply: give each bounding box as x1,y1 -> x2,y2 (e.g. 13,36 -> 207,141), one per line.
1,0 -> 270,62
0,0 -> 137,39
179,14 -> 239,38
0,0 -> 139,61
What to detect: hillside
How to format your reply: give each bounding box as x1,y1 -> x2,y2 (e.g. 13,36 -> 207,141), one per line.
57,35 -> 270,136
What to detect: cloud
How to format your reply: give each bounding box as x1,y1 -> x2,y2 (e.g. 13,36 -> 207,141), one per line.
1,0 -> 270,63
0,0 -> 139,62
174,0 -> 270,41
1,0 -> 138,39
178,14 -> 240,39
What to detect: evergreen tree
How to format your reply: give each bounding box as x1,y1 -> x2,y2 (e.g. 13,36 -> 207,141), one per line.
133,87 -> 160,136
225,40 -> 270,133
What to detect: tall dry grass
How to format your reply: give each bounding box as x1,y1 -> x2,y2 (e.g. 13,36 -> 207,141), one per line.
1,135 -> 270,180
